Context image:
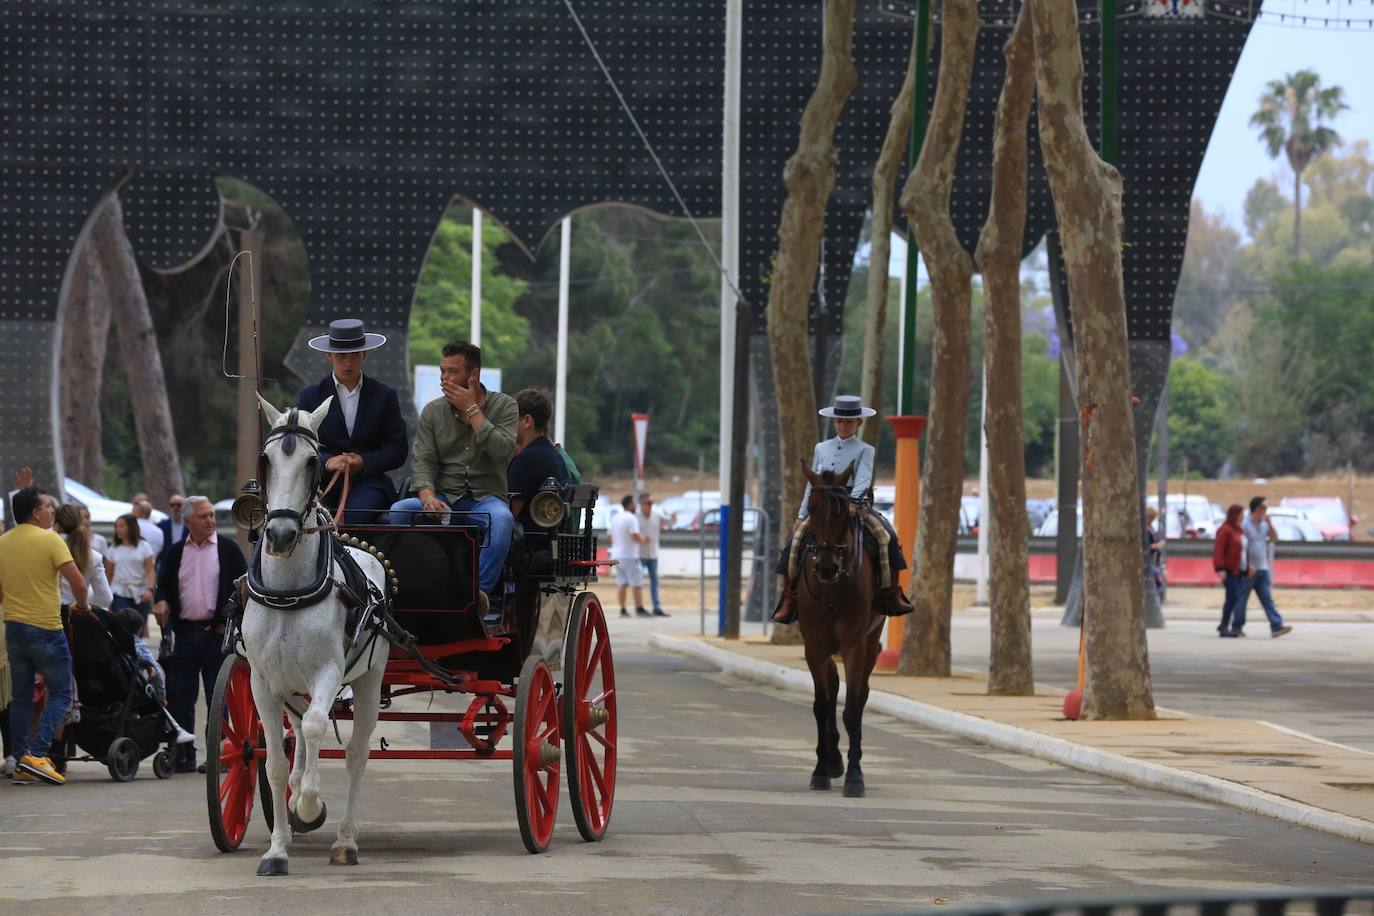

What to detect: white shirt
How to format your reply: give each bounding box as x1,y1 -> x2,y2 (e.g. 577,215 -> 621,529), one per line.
107,541 -> 156,598
61,548 -> 114,609
636,508 -> 667,559
609,510 -> 642,562
334,373 -> 362,437
91,531 -> 109,554
137,517 -> 164,554
799,434 -> 875,518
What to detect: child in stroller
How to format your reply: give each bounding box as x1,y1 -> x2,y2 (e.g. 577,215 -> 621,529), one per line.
60,607 -> 191,781
111,608 -> 195,746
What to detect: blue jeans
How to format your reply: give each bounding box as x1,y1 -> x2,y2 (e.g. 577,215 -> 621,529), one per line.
641,557 -> 662,612
1219,572 -> 1246,632
388,492 -> 513,593
1235,568 -> 1285,631
6,621 -> 74,759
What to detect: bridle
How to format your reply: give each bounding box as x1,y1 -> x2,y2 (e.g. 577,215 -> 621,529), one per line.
259,408 -> 331,555
802,484 -> 863,599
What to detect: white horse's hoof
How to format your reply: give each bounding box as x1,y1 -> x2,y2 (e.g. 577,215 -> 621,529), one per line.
289,801 -> 327,834
330,846 -> 358,866
257,856 -> 289,877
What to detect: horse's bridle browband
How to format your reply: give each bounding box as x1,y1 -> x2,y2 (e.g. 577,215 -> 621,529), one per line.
259,409 -> 331,551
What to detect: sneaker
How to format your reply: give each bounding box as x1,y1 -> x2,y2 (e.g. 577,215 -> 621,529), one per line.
635,607 -> 651,617
0,756 -> 15,777
652,608 -> 671,617
16,754 -> 65,785
174,726 -> 196,745
1271,625 -> 1293,638
11,769 -> 40,784
619,608 -> 630,619
1219,630 -> 1239,638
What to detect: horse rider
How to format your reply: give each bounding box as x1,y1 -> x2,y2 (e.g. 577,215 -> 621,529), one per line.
296,318 -> 409,524
389,341 -> 518,614
772,395 -> 915,625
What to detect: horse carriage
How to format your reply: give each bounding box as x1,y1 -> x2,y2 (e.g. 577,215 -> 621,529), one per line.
206,398 -> 617,871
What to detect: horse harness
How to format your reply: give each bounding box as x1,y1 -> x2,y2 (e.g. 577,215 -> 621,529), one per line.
800,487 -> 867,615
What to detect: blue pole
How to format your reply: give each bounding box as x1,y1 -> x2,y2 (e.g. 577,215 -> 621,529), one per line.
717,503 -> 730,635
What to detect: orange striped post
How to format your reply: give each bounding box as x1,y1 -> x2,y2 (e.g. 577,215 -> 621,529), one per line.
878,415 -> 927,672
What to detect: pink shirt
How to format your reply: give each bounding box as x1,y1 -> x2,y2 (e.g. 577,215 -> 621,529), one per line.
178,532 -> 220,622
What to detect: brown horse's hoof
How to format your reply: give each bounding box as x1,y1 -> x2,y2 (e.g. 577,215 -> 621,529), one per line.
843,781 -> 866,798
810,772 -> 831,790
330,846 -> 358,866
828,756 -> 845,779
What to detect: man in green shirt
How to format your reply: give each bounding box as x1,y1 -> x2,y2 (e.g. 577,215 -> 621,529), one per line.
389,341 -> 518,608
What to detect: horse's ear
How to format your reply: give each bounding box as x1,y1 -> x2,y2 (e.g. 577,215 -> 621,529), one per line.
257,393 -> 284,427
306,396 -> 333,433
835,461 -> 855,487
801,462 -> 819,486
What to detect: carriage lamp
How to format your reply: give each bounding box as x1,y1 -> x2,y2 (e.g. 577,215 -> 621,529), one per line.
231,479 -> 266,532
528,478 -> 567,530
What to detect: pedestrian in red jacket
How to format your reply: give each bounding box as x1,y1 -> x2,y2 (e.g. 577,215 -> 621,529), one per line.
1213,504 -> 1249,637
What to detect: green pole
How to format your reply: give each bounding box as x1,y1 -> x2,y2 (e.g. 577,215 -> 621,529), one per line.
1100,0 -> 1118,165
900,0 -> 932,414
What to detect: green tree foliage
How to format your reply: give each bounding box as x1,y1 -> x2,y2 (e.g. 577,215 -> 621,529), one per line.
1250,70 -> 1347,258
409,205 -> 530,372
1165,356 -> 1235,477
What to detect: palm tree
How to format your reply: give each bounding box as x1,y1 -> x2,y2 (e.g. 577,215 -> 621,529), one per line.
1250,70 -> 1347,259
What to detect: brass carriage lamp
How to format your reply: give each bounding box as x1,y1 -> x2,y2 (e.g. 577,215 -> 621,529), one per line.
528,478 -> 568,530
231,479 -> 266,534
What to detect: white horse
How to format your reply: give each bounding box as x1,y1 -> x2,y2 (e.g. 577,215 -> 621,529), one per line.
243,395 -> 389,876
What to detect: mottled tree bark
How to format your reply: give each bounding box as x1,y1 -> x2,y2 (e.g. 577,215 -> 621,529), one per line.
896,0 -> 980,677
766,0 -> 858,646
974,5 -> 1035,696
860,42 -> 917,448
91,198 -> 184,505
1029,0 -> 1154,719
60,236 -> 113,489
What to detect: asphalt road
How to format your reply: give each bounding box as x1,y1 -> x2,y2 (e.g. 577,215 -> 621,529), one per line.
3,623 -> 1371,915
951,618 -> 1374,752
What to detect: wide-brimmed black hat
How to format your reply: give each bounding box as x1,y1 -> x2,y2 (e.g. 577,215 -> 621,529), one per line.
308,318 -> 387,353
818,394 -> 876,419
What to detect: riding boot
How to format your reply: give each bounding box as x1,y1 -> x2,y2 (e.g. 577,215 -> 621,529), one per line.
771,582 -> 800,625
883,583 -> 915,617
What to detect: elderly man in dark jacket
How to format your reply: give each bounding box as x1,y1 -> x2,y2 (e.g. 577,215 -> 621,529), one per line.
153,495 -> 247,772
296,318 -> 409,524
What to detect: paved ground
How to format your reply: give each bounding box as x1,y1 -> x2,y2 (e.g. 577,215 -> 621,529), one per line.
950,618 -> 1374,753
3,616 -> 1372,915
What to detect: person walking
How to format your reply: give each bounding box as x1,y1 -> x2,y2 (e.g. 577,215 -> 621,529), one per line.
1212,504 -> 1248,638
0,486 -> 88,784
131,497 -> 164,558
609,494 -> 647,618
156,494 -> 187,570
153,495 -> 247,772
107,513 -> 156,629
636,494 -> 672,617
1235,496 -> 1293,638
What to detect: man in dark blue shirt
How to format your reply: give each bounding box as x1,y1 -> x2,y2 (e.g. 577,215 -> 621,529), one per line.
507,388 -> 571,531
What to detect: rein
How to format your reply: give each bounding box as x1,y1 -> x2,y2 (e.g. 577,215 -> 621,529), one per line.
800,487 -> 865,612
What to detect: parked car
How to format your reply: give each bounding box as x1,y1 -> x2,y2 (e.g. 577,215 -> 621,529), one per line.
1024,498 -> 1055,534
59,478 -> 166,536
1263,506 -> 1322,541
1279,496 -> 1356,541
654,495 -> 701,529
1035,503 -> 1082,538
1146,495 -> 1219,538
960,495 -> 980,535
872,485 -> 896,525
693,506 -> 761,533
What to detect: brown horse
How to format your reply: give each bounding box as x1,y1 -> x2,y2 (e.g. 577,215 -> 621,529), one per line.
797,463 -> 881,797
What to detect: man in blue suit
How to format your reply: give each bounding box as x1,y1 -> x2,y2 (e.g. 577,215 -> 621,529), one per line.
296,318 -> 409,524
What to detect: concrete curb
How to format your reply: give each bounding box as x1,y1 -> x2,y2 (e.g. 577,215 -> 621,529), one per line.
648,633 -> 1374,848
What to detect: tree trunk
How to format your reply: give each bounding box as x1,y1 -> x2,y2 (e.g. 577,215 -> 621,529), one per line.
974,3 -> 1035,696
1029,0 -> 1154,719
895,0 -> 980,677
60,235 -> 113,489
91,198 -> 184,505
860,42 -> 917,448
765,0 -> 859,646
1293,166 -> 1302,260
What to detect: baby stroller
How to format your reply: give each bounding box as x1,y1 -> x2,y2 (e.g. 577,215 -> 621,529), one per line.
57,608 -> 178,781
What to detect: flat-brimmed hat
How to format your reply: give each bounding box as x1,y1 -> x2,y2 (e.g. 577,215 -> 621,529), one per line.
819,395 -> 876,419
308,318 -> 387,353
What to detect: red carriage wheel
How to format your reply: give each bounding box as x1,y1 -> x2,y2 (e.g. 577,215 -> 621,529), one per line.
207,656 -> 260,852
513,655 -> 561,854
561,592 -> 617,842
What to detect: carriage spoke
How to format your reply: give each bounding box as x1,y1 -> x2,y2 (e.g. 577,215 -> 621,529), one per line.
581,636 -> 606,689
588,727 -> 616,751
590,686 -> 614,706
582,737 -> 608,797
530,770 -> 554,815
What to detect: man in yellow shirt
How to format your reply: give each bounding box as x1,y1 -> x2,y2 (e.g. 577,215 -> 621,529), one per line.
0,486 -> 88,785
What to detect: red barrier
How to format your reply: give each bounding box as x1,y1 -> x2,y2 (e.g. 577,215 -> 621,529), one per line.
1025,554 -> 1374,589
